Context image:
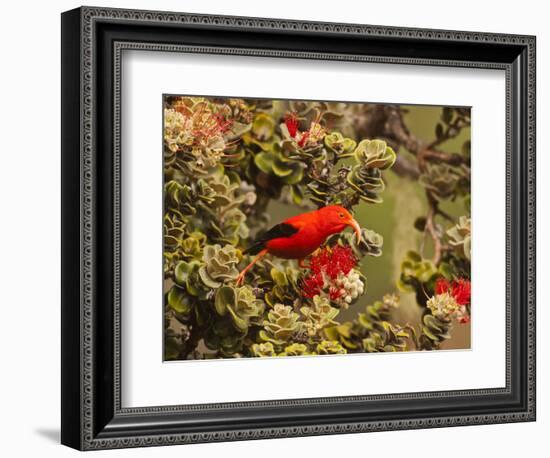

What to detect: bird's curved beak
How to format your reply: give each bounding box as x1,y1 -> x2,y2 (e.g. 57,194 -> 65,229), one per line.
347,218 -> 362,244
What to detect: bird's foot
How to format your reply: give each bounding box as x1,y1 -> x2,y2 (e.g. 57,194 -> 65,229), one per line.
235,271 -> 246,286
235,249 -> 268,286
298,258 -> 309,269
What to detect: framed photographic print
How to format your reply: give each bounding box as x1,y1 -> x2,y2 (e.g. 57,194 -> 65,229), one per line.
61,6 -> 536,451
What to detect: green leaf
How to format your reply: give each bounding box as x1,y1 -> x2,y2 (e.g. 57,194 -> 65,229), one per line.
324,132 -> 343,147
324,132 -> 357,154
226,305 -> 249,332
167,286 -> 193,314
438,262 -> 454,279
290,185 -> 303,205
264,292 -> 276,308
423,314 -> 444,333
341,337 -> 359,350
272,160 -> 293,177
336,324 -> 351,338
164,337 -> 181,360
396,277 -> 415,293
418,262 -> 437,283
358,314 -> 373,330
254,152 -> 274,174
376,147 -> 397,170
323,326 -> 338,340
270,268 -> 288,287
342,138 -> 357,153
198,266 -> 222,288
284,166 -> 304,185
230,121 -> 251,138
307,182 -> 328,197
259,330 -> 285,346
252,113 -> 275,140
174,260 -> 198,286
215,286 -> 236,316
406,251 -> 422,263
186,279 -> 201,297
422,326 -> 439,342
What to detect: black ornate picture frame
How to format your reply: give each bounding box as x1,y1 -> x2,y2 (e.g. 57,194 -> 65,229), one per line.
61,6 -> 536,451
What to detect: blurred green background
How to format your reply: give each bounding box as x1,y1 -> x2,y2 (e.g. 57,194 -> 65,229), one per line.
268,105 -> 471,350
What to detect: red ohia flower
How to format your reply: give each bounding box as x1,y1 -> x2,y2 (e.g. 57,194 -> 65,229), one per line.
434,277 -> 471,305
284,113 -> 299,138
302,245 -> 357,298
435,278 -> 451,295
451,279 -> 471,305
302,273 -> 325,299
297,131 -> 310,148
459,315 -> 471,324
214,113 -> 233,134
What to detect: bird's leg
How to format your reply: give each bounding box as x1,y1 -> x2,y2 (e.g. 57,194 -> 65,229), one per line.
298,258 -> 308,269
235,249 -> 268,286
311,247 -> 322,256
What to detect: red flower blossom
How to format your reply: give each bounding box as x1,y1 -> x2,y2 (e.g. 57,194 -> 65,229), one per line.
302,245 -> 357,298
328,286 -> 344,301
284,113 -> 299,138
451,279 -> 471,305
297,131 -> 310,148
310,245 -> 356,279
214,114 -> 233,134
459,315 -> 471,324
434,277 -> 471,306
302,274 -> 323,299
435,278 -> 451,295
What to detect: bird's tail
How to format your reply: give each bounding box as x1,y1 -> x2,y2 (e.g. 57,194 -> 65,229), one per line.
243,241 -> 266,256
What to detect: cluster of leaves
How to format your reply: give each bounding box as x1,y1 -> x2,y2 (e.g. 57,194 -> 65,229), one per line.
324,293 -> 413,353
163,96 -> 411,360
163,97 -> 471,360
250,101 -> 396,209
397,107 -> 472,350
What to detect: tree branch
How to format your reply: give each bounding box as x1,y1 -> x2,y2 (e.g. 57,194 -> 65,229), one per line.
425,207 -> 442,265
355,105 -> 465,174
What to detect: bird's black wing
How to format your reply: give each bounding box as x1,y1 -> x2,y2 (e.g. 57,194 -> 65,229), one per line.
243,223 -> 299,255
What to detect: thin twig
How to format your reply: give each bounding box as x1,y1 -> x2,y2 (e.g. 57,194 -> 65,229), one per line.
425,205 -> 442,265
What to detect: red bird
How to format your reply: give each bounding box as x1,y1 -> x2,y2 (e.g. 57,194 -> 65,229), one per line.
236,205 -> 362,285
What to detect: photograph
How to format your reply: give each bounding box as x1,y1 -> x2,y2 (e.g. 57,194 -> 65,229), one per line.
0,0 -> 542,454
163,95 -> 472,361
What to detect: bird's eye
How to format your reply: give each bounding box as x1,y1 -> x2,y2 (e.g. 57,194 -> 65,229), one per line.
339,213 -> 344,218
